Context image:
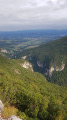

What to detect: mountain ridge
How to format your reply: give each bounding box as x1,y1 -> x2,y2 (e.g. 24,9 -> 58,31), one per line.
17,36 -> 67,86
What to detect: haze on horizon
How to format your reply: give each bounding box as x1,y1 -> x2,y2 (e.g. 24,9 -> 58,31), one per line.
0,0 -> 67,31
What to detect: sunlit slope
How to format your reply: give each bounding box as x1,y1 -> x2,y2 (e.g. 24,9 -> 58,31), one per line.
0,55 -> 67,120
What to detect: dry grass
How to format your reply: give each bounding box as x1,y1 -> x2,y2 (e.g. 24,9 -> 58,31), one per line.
2,105 -> 18,119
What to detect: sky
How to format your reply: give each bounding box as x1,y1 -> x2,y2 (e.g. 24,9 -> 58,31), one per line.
0,0 -> 67,31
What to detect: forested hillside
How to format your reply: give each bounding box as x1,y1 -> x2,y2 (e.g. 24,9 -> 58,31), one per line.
18,36 -> 67,86
0,55 -> 67,120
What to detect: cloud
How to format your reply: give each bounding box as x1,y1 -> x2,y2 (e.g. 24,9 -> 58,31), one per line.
0,0 -> 67,31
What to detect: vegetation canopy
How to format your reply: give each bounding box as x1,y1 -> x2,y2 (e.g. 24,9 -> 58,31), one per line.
0,54 -> 67,120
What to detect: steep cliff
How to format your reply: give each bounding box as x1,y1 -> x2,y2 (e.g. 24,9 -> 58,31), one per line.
19,36 -> 67,86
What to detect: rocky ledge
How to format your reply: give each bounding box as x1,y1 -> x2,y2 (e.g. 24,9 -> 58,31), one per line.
0,100 -> 22,120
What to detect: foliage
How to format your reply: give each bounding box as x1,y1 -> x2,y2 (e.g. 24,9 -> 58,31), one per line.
0,55 -> 67,120
19,36 -> 67,86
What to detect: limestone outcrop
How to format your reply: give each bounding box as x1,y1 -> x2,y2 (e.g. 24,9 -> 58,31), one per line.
37,60 -> 65,77
0,100 -> 22,120
20,61 -> 33,72
8,115 -> 22,120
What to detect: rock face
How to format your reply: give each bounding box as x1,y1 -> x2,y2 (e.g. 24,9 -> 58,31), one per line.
0,100 -> 22,120
1,49 -> 8,53
37,61 -> 43,68
45,62 -> 65,77
0,100 -> 4,120
56,62 -> 65,71
0,100 -> 4,113
21,61 -> 33,72
37,60 -> 65,77
9,115 -> 22,120
22,56 -> 27,60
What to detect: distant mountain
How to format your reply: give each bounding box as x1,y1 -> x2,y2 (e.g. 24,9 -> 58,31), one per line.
0,29 -> 67,57
0,54 -> 67,120
19,36 -> 67,86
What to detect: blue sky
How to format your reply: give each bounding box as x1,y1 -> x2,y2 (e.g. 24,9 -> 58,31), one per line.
0,0 -> 67,31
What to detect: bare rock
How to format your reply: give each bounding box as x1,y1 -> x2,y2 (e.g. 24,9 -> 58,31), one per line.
20,61 -> 33,72
8,115 -> 22,120
0,101 -> 22,120
37,61 -> 43,68
0,100 -> 4,113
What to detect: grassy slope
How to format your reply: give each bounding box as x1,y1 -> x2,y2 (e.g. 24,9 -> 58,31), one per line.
0,55 -> 67,120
